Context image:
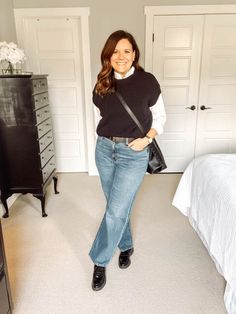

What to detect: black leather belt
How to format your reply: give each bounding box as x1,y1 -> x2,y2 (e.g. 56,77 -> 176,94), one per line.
106,136 -> 135,144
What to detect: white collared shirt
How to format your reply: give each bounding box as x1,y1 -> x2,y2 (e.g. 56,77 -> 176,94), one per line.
94,66 -> 166,135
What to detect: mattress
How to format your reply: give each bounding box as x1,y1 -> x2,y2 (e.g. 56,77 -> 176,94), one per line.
172,154 -> 236,314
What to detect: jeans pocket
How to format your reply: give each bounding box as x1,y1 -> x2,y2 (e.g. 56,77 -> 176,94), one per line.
128,145 -> 149,154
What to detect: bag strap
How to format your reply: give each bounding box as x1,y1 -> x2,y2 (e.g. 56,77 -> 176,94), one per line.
115,91 -> 145,136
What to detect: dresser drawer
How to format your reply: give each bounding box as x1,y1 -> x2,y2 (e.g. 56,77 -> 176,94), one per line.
34,92 -> 49,110
40,142 -> 54,168
38,130 -> 53,153
35,106 -> 51,125
32,78 -> 48,94
42,156 -> 56,183
37,118 -> 52,139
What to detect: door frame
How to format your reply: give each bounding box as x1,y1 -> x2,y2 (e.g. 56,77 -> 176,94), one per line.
145,4 -> 236,72
14,8 -> 97,175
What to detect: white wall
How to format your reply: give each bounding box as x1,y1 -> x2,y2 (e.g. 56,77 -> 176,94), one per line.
0,0 -> 17,42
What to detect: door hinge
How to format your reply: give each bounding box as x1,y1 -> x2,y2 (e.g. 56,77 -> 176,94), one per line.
152,33 -> 154,42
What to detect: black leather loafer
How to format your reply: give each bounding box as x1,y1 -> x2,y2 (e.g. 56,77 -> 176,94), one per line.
92,265 -> 106,291
119,248 -> 134,269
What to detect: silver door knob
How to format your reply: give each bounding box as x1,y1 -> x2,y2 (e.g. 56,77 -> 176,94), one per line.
185,105 -> 196,110
200,105 -> 212,110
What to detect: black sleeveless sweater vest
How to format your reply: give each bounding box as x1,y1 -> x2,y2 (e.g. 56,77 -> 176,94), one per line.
93,69 -> 161,138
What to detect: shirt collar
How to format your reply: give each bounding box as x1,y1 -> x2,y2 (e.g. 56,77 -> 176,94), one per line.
114,66 -> 135,79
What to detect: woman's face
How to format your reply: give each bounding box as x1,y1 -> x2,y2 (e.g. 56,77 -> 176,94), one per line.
110,38 -> 135,77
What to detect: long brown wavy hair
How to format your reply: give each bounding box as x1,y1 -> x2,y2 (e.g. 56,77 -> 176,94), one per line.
95,30 -> 143,97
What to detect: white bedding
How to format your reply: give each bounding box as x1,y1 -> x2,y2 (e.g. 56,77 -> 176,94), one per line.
172,154 -> 236,314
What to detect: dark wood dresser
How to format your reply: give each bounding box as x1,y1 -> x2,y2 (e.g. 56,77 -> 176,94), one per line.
0,74 -> 59,218
0,220 -> 13,313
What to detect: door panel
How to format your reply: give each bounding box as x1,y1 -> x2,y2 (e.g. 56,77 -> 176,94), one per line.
23,17 -> 87,172
195,15 -> 236,155
153,15 -> 204,171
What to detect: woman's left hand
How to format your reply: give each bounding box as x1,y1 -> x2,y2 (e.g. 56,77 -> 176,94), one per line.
128,137 -> 149,151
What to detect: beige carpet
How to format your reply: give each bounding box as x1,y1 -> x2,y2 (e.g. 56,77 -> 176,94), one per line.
1,173 -> 226,314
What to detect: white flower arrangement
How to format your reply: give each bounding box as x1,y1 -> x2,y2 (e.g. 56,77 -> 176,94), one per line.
0,41 -> 26,65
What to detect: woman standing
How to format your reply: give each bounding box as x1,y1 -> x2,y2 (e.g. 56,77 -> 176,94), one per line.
89,30 -> 166,291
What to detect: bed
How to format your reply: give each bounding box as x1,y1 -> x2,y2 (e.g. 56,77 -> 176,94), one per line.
172,154 -> 236,314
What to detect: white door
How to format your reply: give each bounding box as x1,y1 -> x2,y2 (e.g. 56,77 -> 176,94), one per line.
195,15 -> 236,155
16,16 -> 87,172
153,15 -> 204,171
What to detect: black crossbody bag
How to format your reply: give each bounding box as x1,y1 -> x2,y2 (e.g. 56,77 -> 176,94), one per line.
116,91 -> 167,174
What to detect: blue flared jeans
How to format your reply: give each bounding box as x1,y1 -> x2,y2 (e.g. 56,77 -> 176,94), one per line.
89,136 -> 149,267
